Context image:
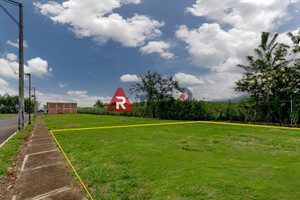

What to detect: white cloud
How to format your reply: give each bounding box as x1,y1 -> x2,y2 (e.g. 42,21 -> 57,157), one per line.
186,0 -> 299,32
140,41 -> 174,59
174,0 -> 299,100
0,54 -> 52,78
34,0 -> 164,47
173,72 -> 243,101
37,90 -> 112,107
120,74 -> 140,82
0,57 -> 19,78
26,57 -> 52,78
0,78 -> 17,95
7,40 -> 28,48
176,24 -> 259,69
67,90 -> 88,97
6,53 -> 17,61
189,72 -> 244,101
59,81 -> 67,88
174,72 -> 204,85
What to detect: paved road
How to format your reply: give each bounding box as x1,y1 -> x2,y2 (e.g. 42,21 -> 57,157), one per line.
0,115 -> 29,145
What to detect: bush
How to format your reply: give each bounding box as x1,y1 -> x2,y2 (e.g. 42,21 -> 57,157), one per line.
154,99 -> 209,120
78,98 -> 300,124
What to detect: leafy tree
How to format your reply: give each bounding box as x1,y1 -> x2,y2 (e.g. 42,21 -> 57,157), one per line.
130,71 -> 181,117
94,99 -> 105,108
0,94 -> 18,113
235,31 -> 300,122
285,30 -> 300,97
0,94 -> 34,114
25,98 -> 34,113
235,32 -> 290,102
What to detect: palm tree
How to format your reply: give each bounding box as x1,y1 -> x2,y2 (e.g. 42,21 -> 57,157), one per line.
236,32 -> 289,102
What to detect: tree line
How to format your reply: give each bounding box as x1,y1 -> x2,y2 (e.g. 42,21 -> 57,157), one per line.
0,94 -> 34,114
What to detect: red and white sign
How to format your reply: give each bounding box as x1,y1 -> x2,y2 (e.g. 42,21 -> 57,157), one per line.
180,94 -> 185,100
107,87 -> 133,112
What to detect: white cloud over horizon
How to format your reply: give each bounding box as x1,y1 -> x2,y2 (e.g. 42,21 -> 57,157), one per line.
34,0 -> 164,47
0,53 -> 52,79
174,72 -> 204,85
0,78 -> 17,96
174,0 -> 300,100
37,90 -> 112,107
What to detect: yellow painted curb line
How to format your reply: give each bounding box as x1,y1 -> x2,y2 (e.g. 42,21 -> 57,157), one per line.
50,130 -> 94,200
50,120 -> 299,199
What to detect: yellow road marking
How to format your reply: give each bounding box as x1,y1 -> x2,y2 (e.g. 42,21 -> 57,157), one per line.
51,120 -> 300,132
50,130 -> 94,200
50,120 -> 299,199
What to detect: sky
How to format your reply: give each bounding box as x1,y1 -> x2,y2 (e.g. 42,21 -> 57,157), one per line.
0,0 -> 300,107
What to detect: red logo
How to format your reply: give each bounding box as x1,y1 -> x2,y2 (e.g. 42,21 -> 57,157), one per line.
180,94 -> 185,100
107,87 -> 133,112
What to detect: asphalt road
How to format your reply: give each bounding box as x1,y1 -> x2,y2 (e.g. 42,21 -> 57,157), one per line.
0,115 -> 29,146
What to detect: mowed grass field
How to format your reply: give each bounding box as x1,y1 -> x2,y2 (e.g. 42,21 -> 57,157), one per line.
43,114 -> 300,200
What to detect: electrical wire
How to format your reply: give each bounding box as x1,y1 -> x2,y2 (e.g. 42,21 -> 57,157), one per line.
0,41 -> 18,77
2,0 -> 20,7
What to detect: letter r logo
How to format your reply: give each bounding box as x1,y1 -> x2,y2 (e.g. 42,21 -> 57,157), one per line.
116,96 -> 126,109
107,87 -> 133,112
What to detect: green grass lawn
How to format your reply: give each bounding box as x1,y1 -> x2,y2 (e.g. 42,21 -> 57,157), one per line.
0,114 -> 16,119
0,117 -> 35,177
44,114 -> 300,199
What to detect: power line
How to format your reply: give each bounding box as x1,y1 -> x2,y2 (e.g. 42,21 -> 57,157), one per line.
0,41 -> 18,77
2,0 -> 19,6
0,3 -> 18,25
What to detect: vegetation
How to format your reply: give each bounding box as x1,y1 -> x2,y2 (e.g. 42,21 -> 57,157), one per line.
0,94 -> 34,114
0,117 -> 36,176
44,114 -> 300,199
235,31 -> 300,123
81,31 -> 300,124
78,100 -> 300,125
130,71 -> 181,117
94,100 -> 105,108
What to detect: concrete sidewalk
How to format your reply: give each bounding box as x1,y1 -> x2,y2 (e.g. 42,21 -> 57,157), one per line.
12,116 -> 86,200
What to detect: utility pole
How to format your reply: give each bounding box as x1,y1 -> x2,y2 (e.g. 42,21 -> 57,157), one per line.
26,73 -> 31,124
0,0 -> 24,130
18,2 -> 24,129
33,87 -> 37,117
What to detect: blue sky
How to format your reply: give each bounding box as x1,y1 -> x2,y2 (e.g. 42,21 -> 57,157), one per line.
1,0 -> 300,107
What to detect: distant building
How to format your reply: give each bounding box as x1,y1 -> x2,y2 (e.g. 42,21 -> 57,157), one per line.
45,102 -> 77,114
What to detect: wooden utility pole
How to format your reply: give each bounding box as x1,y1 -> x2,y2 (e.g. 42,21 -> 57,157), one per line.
33,87 -> 37,117
0,0 -> 24,130
18,3 -> 24,130
26,73 -> 31,124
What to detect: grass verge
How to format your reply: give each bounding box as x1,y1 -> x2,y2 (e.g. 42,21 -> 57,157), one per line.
0,117 -> 36,176
0,114 -> 17,119
46,114 -> 300,199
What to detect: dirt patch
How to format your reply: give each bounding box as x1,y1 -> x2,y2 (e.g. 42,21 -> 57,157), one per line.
94,116 -> 100,118
0,125 -> 34,200
50,127 -> 61,130
64,124 -> 82,128
116,119 -> 129,122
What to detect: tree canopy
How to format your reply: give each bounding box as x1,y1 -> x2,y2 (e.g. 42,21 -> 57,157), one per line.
235,31 -> 300,122
130,71 -> 181,117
